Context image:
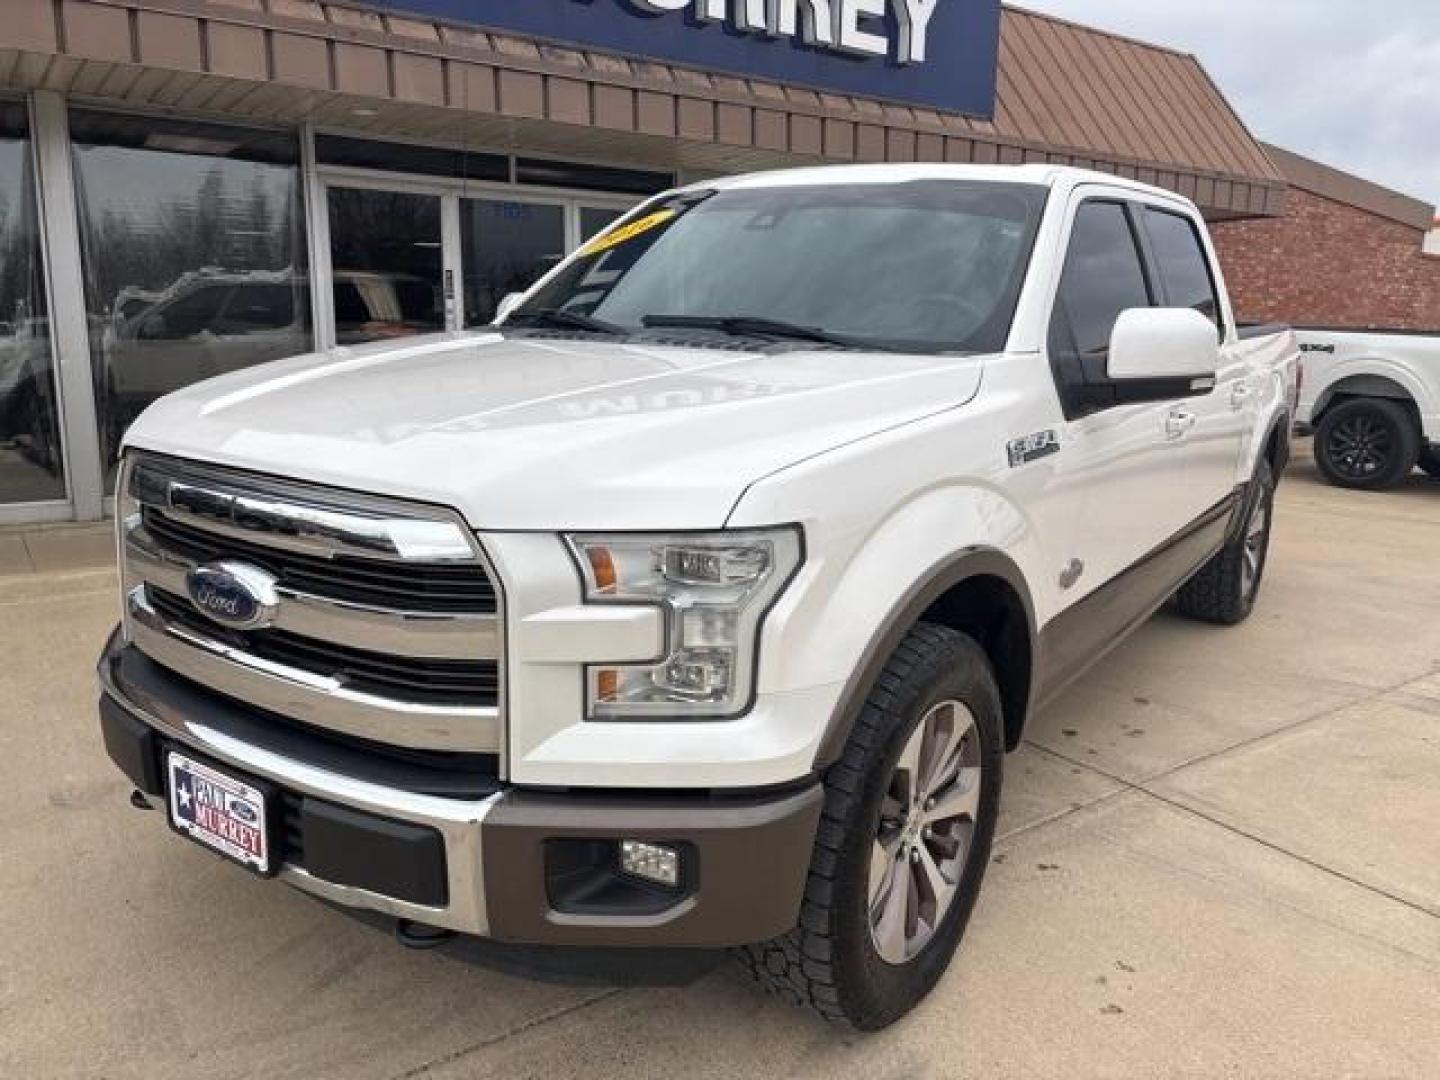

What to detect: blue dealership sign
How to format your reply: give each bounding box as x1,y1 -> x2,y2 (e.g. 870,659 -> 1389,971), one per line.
368,1 -> 1000,118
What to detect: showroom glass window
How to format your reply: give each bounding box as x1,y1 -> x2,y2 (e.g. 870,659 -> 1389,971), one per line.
0,103 -> 65,504
69,112 -> 309,487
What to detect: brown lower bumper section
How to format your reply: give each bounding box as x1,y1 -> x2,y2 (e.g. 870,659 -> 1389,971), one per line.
482,785 -> 823,948
100,629 -> 824,949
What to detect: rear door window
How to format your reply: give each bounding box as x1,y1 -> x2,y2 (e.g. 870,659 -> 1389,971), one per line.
1143,208 -> 1223,334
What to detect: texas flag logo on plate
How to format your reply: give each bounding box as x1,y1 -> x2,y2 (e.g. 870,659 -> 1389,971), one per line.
167,751 -> 272,874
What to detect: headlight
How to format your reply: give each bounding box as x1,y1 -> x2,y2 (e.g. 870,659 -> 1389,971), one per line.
565,527 -> 803,720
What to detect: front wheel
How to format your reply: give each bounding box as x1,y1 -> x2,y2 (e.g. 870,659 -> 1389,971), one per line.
738,623 -> 1003,1030
1313,397 -> 1420,490
1420,448 -> 1440,479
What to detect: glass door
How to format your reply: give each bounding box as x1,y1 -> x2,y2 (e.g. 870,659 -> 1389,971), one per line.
579,205 -> 626,243
318,168 -> 641,343
459,197 -> 567,328
326,186 -> 446,344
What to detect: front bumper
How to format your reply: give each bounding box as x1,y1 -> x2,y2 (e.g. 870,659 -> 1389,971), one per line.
99,628 -> 822,948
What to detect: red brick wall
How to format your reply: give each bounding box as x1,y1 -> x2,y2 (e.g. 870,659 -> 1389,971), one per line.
1211,187 -> 1440,331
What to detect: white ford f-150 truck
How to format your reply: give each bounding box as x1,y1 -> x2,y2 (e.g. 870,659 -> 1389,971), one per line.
1293,328 -> 1440,489
98,165 -> 1299,1029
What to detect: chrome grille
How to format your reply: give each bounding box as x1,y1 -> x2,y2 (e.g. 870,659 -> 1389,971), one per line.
148,588 -> 500,707
118,453 -> 503,754
141,508 -> 498,614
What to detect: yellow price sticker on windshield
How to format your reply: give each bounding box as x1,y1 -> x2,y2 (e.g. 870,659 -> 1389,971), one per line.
579,209 -> 676,257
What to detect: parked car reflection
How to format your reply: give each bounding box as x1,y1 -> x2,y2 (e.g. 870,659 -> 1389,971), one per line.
0,316 -> 62,487
97,266 -> 451,462
99,267 -> 310,459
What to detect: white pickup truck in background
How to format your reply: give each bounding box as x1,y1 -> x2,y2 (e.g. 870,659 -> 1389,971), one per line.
1295,329 -> 1440,489
98,164 -> 1299,1030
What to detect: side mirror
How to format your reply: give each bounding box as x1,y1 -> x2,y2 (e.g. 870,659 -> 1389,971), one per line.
494,292 -> 525,324
1106,308 -> 1219,403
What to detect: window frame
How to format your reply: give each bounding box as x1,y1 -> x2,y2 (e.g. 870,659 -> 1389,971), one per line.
1045,191 -> 1231,420
1046,196 -> 1160,419
1135,204 -> 1228,343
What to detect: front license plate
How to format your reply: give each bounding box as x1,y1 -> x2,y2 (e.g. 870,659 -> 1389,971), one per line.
167,751 -> 273,875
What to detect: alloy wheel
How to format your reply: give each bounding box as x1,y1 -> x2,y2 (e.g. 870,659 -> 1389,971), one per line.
1241,495 -> 1269,599
867,700 -> 983,965
1327,413 -> 1394,480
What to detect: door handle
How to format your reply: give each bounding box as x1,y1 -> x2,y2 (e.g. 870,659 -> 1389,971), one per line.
1165,409 -> 1197,439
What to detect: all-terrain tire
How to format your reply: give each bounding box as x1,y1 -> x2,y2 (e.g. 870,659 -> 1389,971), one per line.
1313,397 -> 1421,491
736,623 -> 1004,1030
1174,460 -> 1276,626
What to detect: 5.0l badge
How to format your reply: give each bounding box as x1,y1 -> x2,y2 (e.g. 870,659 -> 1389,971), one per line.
1007,429 -> 1060,468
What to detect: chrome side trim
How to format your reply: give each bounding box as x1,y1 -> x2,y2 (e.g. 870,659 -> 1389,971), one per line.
98,642 -> 498,936
127,589 -> 500,753
125,521 -> 501,661
130,456 -> 477,563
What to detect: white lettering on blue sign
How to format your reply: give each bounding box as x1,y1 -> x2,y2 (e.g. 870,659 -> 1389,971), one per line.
627,0 -> 942,64
368,0 -> 999,117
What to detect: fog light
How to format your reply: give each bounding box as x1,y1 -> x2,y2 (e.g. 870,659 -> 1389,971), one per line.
619,839 -> 680,888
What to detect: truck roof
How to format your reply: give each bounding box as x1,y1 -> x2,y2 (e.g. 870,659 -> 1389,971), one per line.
687,163 -> 1187,204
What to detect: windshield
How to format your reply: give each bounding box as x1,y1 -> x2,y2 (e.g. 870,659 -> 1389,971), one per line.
511,179 -> 1049,353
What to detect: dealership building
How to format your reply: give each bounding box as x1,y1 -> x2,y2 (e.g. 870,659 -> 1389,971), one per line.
0,0 -> 1377,523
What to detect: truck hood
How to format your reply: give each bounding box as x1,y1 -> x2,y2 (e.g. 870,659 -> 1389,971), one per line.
126,332 -> 986,530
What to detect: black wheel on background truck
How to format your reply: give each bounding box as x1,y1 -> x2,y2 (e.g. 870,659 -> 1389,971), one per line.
738,623 -> 1003,1030
1420,447 -> 1440,479
1313,397 -> 1421,490
1174,459 -> 1275,626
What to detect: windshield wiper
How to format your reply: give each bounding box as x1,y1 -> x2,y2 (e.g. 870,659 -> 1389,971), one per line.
641,314 -> 868,349
506,308 -> 627,335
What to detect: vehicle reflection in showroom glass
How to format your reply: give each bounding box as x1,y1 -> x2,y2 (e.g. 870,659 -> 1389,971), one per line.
0,104 -> 64,504
462,199 -> 567,327
69,111 -> 310,489
517,181 -> 1048,353
327,187 -> 445,344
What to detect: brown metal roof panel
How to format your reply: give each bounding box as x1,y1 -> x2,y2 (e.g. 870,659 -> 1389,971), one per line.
1070,30 -> 1169,163
1103,36 -> 1203,168
993,28 -> 1057,145
1154,57 -> 1255,175
1263,142 -> 1435,230
1023,11 -> 1127,157
1169,57 -> 1277,177
998,7 -> 1281,186
1006,13 -> 1109,154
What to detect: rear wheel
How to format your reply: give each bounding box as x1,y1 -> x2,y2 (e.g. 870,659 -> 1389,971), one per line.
737,624 -> 1003,1030
1174,460 -> 1274,626
1313,397 -> 1420,490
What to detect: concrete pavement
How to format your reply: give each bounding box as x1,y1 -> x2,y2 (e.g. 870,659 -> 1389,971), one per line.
2,452 -> 1437,1078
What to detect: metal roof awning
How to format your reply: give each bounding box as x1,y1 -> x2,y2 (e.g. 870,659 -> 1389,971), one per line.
0,0 -> 1286,218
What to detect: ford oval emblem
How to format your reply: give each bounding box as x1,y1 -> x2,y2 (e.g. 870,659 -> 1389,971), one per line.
185,561 -> 280,631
